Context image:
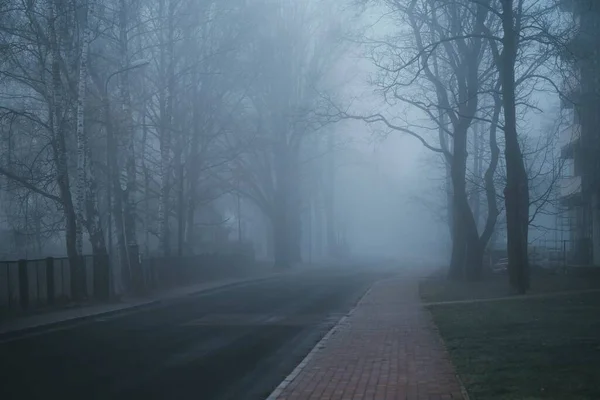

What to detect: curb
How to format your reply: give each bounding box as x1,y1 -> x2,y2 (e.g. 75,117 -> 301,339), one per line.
265,283 -> 376,400
0,272 -> 293,343
425,308 -> 471,400
421,287 -> 600,307
0,300 -> 160,343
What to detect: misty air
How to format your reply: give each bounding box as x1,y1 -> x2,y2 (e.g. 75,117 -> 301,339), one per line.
0,0 -> 599,399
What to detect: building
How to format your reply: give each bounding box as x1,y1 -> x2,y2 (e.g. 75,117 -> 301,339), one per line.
558,0 -> 600,265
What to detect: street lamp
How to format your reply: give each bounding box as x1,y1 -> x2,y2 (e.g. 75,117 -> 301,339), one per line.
104,59 -> 149,278
104,59 -> 150,97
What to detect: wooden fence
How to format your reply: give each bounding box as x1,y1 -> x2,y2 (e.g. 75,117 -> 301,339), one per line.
0,251 -> 255,314
0,254 -> 110,313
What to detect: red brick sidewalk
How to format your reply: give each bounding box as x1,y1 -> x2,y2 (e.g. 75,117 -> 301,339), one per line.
268,275 -> 467,400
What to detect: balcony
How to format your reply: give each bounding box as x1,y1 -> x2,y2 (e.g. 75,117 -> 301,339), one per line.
560,123 -> 581,158
560,175 -> 582,199
559,0 -> 576,13
559,0 -> 600,14
560,72 -> 581,109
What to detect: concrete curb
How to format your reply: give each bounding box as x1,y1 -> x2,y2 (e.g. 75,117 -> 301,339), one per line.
425,308 -> 471,400
422,287 -> 600,307
0,300 -> 160,343
265,284 -> 376,400
0,271 -> 294,343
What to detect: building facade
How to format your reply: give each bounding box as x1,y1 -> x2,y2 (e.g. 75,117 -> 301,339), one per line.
558,0 -> 600,265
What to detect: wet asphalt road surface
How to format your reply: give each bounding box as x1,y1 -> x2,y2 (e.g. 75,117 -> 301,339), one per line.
0,266 -> 395,400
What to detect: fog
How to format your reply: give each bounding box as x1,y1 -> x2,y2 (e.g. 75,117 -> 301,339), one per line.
0,0 -> 576,285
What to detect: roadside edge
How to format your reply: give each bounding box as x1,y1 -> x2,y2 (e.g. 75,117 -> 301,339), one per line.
424,307 -> 471,400
0,272 -> 288,343
265,283 -> 376,400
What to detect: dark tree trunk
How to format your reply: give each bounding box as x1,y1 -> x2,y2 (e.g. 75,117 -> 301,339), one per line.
463,196 -> 484,281
65,206 -> 81,298
471,122 -> 482,228
273,201 -> 291,269
448,202 -> 466,280
477,90 -> 502,274
177,157 -> 185,257
500,0 -> 530,294
325,131 -> 336,257
273,144 -> 291,269
112,187 -> 130,289
445,162 -> 454,241
288,201 -> 302,264
447,119 -> 470,280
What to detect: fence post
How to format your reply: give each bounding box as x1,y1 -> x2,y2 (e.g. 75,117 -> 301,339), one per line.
128,244 -> 143,294
18,259 -> 29,309
46,257 -> 55,305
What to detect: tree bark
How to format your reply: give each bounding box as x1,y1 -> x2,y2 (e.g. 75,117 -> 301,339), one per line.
48,1 -> 81,298
119,0 -> 138,249
158,0 -> 174,257
105,97 -> 130,288
500,0 -> 530,293
325,130 -> 336,257
76,1 -> 92,256
477,89 -> 502,268
272,142 -> 301,269
272,190 -> 290,269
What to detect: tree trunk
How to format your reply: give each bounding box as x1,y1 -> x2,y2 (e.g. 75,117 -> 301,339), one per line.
119,0 -> 137,249
48,2 -> 81,299
105,97 -> 130,289
112,168 -> 130,288
288,200 -> 302,264
273,143 -> 294,269
500,0 -> 530,294
325,130 -> 336,257
447,121 -> 470,279
471,122 -> 482,229
185,87 -> 203,253
272,197 -> 290,269
463,195 -> 484,281
314,190 -> 323,258
177,153 -> 185,257
158,0 -> 174,257
477,89 -> 502,273
445,161 -> 454,241
84,132 -> 107,257
448,199 -> 467,280
141,90 -> 150,256
76,1 -> 92,256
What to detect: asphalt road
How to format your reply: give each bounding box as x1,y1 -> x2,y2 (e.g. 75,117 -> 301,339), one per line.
0,266 -> 393,400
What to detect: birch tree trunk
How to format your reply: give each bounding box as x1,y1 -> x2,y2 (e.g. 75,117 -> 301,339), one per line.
76,0 -> 93,256
48,0 -> 80,298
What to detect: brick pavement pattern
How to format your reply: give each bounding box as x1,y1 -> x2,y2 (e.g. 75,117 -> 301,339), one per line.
271,275 -> 466,400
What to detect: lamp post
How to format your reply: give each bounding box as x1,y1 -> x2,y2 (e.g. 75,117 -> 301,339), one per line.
104,59 -> 149,290
237,190 -> 242,244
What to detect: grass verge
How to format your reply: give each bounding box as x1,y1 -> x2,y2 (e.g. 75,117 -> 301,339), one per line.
420,272 -> 600,303
428,291 -> 600,399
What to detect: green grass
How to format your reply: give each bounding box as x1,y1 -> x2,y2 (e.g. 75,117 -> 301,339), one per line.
420,272 -> 600,303
428,292 -> 600,400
